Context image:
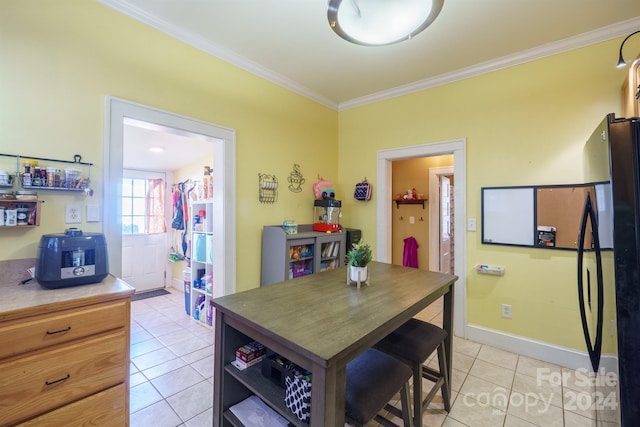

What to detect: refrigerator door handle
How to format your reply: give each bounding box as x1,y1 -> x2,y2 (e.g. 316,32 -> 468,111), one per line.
577,193 -> 604,373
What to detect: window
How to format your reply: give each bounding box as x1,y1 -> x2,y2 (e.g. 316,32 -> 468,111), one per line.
122,177 -> 166,234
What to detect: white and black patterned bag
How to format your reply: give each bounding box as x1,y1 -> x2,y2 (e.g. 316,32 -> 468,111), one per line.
354,179 -> 372,201
285,375 -> 312,423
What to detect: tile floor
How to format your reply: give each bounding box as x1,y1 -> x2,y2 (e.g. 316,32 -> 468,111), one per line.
129,288 -> 612,427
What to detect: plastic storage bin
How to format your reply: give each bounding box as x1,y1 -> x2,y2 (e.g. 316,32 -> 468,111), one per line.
183,269 -> 191,315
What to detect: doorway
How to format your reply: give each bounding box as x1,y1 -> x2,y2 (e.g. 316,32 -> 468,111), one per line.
429,166 -> 455,273
104,97 -> 237,297
120,118 -> 217,293
377,139 -> 467,338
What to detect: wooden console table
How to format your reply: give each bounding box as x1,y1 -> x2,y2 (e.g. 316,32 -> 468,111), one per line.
212,261 -> 457,426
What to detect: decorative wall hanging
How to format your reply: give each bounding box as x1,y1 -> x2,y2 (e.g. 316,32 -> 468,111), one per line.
288,164 -> 305,193
353,177 -> 372,201
258,173 -> 278,203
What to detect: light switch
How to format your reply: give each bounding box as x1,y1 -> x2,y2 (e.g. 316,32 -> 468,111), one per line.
467,218 -> 477,231
409,216 -> 415,224
86,204 -> 100,222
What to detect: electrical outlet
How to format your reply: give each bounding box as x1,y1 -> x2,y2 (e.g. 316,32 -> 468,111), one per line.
65,204 -> 82,224
501,304 -> 512,319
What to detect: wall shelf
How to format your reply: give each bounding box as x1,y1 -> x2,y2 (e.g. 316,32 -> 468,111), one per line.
394,199 -> 426,209
0,152 -> 92,192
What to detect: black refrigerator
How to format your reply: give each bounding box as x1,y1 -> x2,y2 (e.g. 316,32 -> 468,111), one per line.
581,113 -> 640,425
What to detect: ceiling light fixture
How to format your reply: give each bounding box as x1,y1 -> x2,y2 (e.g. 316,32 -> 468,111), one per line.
616,30 -> 640,68
149,147 -> 165,153
328,0 -> 444,46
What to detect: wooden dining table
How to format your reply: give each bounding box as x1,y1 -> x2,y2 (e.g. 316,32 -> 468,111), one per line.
212,261 -> 457,426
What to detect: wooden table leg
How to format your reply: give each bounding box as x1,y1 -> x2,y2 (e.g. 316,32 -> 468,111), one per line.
310,362 -> 345,427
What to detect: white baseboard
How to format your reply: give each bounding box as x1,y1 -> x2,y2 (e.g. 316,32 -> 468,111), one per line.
169,278 -> 185,292
467,324 -> 618,374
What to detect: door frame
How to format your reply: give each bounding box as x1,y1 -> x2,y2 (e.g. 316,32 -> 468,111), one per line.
377,139 -> 467,338
429,166 -> 454,272
104,97 -> 237,297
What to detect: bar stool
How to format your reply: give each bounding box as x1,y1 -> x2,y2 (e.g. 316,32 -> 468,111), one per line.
375,319 -> 451,427
345,348 -> 414,427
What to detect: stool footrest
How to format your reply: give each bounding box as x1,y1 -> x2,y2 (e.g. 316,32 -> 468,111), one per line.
383,403 -> 403,419
375,413 -> 405,427
422,365 -> 441,383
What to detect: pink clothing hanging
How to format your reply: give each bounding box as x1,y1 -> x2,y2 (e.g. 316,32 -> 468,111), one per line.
403,236 -> 419,268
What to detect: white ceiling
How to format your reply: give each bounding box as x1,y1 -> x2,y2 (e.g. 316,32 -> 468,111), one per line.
103,0 -> 640,110
123,119 -> 216,172
109,0 -> 640,170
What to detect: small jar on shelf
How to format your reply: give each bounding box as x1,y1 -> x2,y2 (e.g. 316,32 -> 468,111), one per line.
15,190 -> 37,201
0,190 -> 15,200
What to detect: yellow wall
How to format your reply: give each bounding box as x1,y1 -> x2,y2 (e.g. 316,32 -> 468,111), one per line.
0,1 -> 337,293
2,0 -> 637,352
338,41 -> 631,352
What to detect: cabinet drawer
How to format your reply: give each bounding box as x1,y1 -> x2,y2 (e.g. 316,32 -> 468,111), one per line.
17,383 -> 127,427
0,300 -> 128,359
0,330 -> 127,426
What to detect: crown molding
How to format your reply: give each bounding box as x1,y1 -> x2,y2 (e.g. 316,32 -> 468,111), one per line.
339,17 -> 640,111
98,0 -> 338,110
98,1 -> 639,113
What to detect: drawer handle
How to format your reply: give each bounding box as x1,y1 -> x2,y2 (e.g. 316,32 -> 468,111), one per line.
46,326 -> 71,335
45,374 -> 70,386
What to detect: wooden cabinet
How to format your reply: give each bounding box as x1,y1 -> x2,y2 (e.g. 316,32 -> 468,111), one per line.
261,224 -> 346,286
17,384 -> 127,427
0,275 -> 133,426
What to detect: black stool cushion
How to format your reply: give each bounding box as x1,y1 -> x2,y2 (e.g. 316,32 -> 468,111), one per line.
345,348 -> 412,423
376,318 -> 447,363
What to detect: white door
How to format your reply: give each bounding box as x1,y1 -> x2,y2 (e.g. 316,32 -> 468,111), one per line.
439,176 -> 453,274
121,170 -> 169,292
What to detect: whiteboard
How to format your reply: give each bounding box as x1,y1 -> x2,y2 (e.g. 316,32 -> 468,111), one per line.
482,187 -> 535,246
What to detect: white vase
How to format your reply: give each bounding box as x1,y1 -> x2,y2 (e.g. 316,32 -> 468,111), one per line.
349,266 -> 368,283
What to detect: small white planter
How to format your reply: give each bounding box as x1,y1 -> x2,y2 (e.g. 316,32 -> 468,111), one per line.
347,266 -> 368,288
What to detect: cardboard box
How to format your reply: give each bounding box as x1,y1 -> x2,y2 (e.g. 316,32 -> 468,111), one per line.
235,341 -> 266,363
231,355 -> 265,371
292,263 -> 306,278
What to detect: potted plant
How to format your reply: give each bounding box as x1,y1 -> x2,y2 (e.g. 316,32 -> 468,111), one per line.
346,241 -> 372,284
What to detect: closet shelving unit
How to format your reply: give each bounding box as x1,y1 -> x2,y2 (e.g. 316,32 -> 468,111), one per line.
188,197 -> 214,327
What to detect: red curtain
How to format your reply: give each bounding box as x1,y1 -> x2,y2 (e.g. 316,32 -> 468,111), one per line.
146,178 -> 166,234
